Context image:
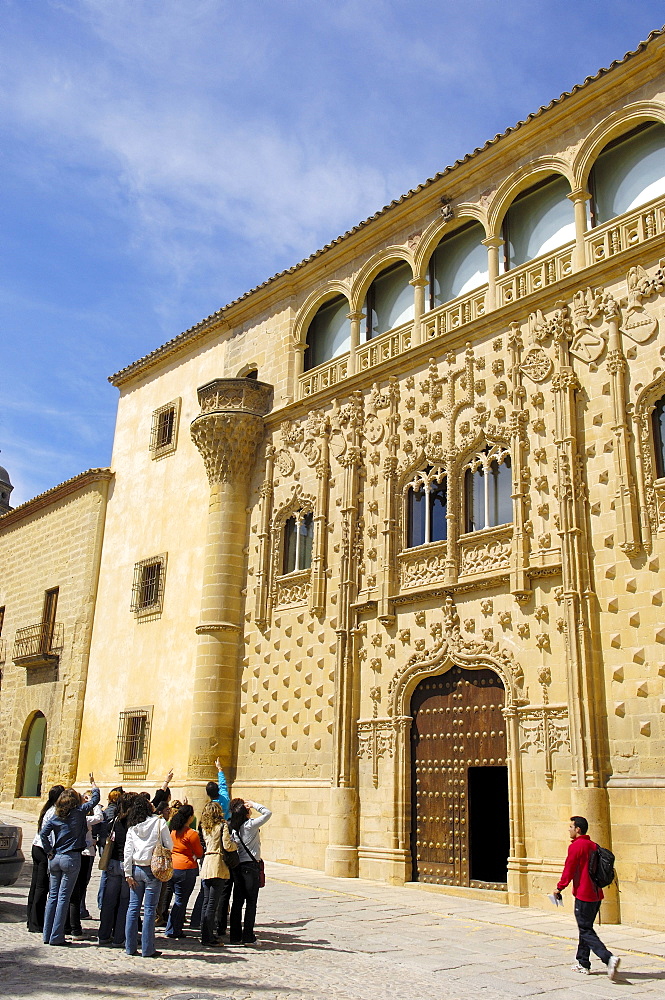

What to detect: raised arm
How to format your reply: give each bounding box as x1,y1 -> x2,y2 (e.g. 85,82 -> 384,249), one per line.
215,758 -> 231,819
80,784 -> 101,814
244,801 -> 272,829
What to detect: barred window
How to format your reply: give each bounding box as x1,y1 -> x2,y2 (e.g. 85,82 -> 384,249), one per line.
150,399 -> 181,458
115,708 -> 152,772
131,554 -> 167,615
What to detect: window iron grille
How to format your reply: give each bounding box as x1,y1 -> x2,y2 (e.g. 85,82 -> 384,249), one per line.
115,709 -> 152,772
130,554 -> 167,614
149,399 -> 180,457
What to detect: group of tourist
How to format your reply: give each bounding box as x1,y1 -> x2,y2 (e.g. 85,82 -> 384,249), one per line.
26,762 -> 272,958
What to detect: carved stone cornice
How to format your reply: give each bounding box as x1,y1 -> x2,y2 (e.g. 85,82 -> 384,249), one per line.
190,378 -> 273,485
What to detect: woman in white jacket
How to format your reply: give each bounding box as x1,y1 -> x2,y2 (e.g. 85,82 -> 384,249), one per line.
123,797 -> 172,958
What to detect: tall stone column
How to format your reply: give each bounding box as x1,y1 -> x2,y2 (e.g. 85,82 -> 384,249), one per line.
188,378 -> 273,786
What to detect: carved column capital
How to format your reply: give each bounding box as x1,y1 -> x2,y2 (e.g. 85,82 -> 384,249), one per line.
190,378 -> 273,485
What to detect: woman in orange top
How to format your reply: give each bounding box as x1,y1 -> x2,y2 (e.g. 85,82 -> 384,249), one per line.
165,805 -> 203,939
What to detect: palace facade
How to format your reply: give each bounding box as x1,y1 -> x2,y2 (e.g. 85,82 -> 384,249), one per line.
2,28 -> 665,930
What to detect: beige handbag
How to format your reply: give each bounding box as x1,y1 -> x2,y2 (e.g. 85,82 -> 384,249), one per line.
150,821 -> 173,882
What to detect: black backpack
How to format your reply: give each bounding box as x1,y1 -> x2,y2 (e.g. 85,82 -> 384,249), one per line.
588,845 -> 616,889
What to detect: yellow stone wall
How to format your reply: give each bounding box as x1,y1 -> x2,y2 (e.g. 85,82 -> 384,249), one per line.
73,31 -> 665,929
0,472 -> 111,811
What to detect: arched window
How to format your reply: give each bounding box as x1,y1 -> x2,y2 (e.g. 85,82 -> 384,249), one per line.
406,467 -> 447,548
652,395 -> 665,479
283,512 -> 314,573
502,175 -> 574,270
20,712 -> 47,797
464,447 -> 512,533
427,221 -> 488,309
364,261 -> 413,340
590,122 -> 665,226
304,296 -> 351,371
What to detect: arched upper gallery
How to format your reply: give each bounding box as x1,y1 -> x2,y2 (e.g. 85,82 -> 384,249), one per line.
304,294 -> 352,372
426,221 -> 488,308
363,260 -> 414,340
501,174 -> 575,270
589,121 -> 665,225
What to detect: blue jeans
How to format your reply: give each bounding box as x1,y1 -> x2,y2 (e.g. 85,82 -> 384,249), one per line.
165,867 -> 198,938
125,865 -> 160,956
98,859 -> 130,945
43,852 -> 82,945
97,868 -> 108,911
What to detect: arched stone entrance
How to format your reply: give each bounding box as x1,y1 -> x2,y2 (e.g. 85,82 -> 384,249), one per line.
410,666 -> 509,889
20,712 -> 47,797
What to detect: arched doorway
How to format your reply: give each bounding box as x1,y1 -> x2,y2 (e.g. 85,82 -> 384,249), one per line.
410,666 -> 509,888
20,713 -> 47,797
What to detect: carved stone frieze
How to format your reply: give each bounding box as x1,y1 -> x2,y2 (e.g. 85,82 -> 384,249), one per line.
622,263 -> 664,343
357,718 -> 396,788
274,571 -> 310,608
519,704 -> 570,786
458,526 -> 512,576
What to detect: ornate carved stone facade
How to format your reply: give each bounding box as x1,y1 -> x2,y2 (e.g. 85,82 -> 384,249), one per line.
38,28 -> 665,933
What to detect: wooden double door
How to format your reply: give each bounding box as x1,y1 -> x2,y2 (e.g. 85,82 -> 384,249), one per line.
410,666 -> 510,889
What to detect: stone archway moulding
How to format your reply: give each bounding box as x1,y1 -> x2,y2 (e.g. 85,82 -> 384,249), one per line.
292,282 -> 352,348
387,594 -> 526,719
573,102 -> 665,189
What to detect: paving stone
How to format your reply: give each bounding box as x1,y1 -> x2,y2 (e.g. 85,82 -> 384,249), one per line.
1,854 -> 665,999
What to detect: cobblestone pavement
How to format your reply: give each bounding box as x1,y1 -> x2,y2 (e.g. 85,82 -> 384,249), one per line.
2,812 -> 665,1000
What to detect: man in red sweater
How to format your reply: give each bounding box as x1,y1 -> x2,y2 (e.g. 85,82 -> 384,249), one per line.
554,816 -> 620,980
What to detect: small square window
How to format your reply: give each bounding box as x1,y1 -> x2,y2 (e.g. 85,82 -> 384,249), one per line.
115,707 -> 152,773
131,554 -> 167,616
150,399 -> 181,459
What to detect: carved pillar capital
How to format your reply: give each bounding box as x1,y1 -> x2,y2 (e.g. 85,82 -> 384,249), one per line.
190,378 -> 273,485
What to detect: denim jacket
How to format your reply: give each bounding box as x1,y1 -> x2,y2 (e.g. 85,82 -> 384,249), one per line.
40,787 -> 101,856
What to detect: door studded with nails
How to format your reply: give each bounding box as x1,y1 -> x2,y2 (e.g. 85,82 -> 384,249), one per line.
410,666 -> 509,889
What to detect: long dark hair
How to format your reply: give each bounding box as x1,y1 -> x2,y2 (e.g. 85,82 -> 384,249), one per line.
170,804 -> 194,833
229,797 -> 249,833
55,788 -> 81,819
38,785 -> 65,831
127,795 -> 152,828
116,792 -> 138,824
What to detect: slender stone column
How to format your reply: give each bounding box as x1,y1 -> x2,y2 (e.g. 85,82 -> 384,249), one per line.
188,378 -> 273,783
567,188 -> 591,272
410,277 -> 428,345
347,311 -> 364,375
482,236 -> 504,311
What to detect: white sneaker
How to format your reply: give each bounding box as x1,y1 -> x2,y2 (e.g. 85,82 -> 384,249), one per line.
607,956 -> 621,981
571,962 -> 590,974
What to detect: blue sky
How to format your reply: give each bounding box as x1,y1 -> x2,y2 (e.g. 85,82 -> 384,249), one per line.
1,0 -> 663,506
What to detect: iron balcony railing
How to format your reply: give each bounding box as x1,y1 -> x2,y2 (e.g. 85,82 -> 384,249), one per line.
12,622 -> 64,662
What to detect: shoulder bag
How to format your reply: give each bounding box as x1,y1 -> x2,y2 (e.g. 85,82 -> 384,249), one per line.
98,815 -> 117,871
237,830 -> 266,888
150,820 -> 173,882
219,820 -> 240,871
